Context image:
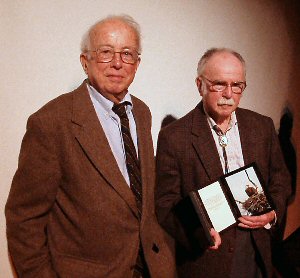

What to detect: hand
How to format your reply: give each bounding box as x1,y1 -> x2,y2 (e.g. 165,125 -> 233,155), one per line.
238,210 -> 276,229
209,228 -> 221,250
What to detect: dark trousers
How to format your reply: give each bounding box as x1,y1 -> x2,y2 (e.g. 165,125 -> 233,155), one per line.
230,228 -> 264,278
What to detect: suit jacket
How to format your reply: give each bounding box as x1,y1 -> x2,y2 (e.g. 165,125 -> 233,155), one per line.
155,102 -> 291,278
6,81 -> 176,278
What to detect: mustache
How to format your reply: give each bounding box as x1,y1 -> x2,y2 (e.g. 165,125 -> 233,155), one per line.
217,98 -> 235,106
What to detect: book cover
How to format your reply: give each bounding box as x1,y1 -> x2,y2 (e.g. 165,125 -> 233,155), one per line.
184,163 -> 274,246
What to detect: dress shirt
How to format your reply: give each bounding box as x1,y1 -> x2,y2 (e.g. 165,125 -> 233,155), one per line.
206,110 -> 276,225
206,111 -> 245,174
206,111 -> 250,214
87,83 -> 138,186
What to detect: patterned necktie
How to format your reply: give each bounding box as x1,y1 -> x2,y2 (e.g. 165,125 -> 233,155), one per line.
213,125 -> 229,174
113,103 -> 148,276
112,102 -> 143,217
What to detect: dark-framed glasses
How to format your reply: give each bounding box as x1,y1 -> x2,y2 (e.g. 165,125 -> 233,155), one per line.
88,46 -> 140,64
201,75 -> 246,94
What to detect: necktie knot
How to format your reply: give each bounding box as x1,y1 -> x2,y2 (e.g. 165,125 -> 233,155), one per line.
112,102 -> 130,119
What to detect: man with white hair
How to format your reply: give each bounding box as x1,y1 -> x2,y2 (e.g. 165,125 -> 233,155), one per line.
155,48 -> 291,277
6,15 -> 176,278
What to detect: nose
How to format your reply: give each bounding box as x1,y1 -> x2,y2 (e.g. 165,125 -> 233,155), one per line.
110,52 -> 122,69
222,85 -> 233,98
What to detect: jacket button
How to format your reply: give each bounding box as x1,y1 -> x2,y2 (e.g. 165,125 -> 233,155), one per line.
228,247 -> 234,253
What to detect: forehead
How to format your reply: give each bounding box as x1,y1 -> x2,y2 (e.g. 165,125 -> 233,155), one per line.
90,20 -> 138,49
204,52 -> 245,79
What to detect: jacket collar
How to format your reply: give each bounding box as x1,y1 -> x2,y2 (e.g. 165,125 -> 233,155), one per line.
191,102 -> 225,182
71,80 -> 139,218
191,102 -> 256,182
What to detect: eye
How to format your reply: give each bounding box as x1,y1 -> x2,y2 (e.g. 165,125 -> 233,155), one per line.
100,49 -> 112,54
214,81 -> 225,86
232,82 -> 242,88
212,81 -> 226,90
98,48 -> 113,56
122,50 -> 133,57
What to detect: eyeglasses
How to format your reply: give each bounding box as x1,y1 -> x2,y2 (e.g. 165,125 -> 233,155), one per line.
87,46 -> 140,64
201,75 -> 246,94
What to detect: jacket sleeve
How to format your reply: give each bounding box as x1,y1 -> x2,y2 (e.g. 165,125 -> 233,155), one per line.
5,113 -> 60,278
265,117 -> 292,226
155,129 -> 207,252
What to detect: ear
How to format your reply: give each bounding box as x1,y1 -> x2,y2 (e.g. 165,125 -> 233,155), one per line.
134,57 -> 141,73
195,77 -> 203,96
80,54 -> 89,75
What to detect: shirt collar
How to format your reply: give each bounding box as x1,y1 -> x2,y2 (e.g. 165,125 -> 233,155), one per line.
87,83 -> 133,118
205,108 -> 238,131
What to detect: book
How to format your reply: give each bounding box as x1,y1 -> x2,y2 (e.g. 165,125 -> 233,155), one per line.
186,163 -> 274,246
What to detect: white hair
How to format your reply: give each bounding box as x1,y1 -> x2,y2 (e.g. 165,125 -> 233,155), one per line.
80,14 -> 142,55
197,47 -> 246,77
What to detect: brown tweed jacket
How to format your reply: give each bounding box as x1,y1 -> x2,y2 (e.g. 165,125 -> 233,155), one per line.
156,102 -> 291,278
6,81 -> 176,278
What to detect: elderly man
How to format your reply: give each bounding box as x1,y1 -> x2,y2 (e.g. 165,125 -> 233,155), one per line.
6,15 -> 175,278
155,48 -> 291,277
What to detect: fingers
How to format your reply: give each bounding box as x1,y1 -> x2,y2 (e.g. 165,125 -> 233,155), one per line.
238,210 -> 275,229
209,228 -> 221,250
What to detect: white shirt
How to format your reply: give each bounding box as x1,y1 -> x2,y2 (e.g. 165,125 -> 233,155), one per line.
87,83 -> 138,186
206,111 -> 245,174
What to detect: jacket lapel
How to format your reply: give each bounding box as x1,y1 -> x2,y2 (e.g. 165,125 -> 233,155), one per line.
236,109 -> 256,166
191,105 -> 257,183
131,97 -> 154,217
71,82 -> 138,217
191,102 -> 224,182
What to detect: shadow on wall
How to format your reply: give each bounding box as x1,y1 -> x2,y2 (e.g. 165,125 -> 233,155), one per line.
272,106 -> 299,278
272,1 -> 300,277
278,106 -> 297,201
